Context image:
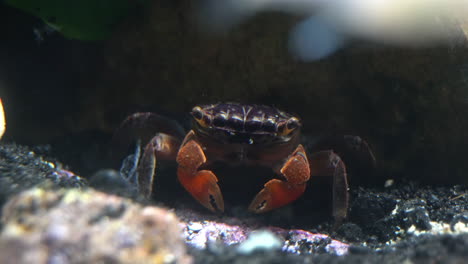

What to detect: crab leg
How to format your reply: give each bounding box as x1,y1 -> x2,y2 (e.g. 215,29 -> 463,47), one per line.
176,131 -> 224,212
249,144 -> 310,213
112,112 -> 185,165
308,150 -> 348,227
137,133 -> 181,198
313,135 -> 376,179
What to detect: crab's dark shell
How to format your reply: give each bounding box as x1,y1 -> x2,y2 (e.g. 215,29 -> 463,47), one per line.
191,103 -> 301,145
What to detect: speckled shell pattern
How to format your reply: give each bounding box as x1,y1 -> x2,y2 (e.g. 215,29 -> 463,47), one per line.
189,103 -> 302,165
195,103 -> 300,135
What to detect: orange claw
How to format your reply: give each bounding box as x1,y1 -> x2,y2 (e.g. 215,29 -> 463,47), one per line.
248,179 -> 306,213
249,144 -> 310,213
176,132 -> 224,212
176,134 -> 206,172
178,168 -> 224,212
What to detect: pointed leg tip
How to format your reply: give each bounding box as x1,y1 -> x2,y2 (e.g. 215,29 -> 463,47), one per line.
249,179 -> 306,214
332,216 -> 346,231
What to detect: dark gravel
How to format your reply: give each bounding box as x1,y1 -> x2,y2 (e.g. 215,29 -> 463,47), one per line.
0,140 -> 467,263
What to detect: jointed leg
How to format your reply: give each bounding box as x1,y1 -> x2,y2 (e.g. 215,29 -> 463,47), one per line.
308,150 -> 349,227
113,112 -> 184,198
137,133 -> 181,198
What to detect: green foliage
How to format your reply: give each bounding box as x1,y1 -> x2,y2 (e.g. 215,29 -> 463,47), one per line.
4,0 -> 148,40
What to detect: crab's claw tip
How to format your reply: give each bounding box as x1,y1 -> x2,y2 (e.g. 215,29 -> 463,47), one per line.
195,170 -> 225,212
248,187 -> 273,213
178,169 -> 224,212
248,179 -> 306,213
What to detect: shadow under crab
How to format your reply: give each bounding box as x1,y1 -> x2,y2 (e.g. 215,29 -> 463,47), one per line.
113,103 -> 376,226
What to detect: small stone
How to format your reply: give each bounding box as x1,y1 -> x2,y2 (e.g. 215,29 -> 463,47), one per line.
384,179 -> 394,188
188,222 -> 203,232
237,230 -> 282,254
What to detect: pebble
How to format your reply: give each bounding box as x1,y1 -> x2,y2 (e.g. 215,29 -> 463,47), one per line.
237,230 -> 282,254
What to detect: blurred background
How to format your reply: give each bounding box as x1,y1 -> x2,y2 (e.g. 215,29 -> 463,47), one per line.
1,0 -> 468,185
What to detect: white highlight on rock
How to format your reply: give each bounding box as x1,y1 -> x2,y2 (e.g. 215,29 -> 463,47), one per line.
407,221 -> 468,236
237,230 -> 283,254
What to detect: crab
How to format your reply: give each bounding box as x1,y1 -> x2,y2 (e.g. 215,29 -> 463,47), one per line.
114,103 -> 375,225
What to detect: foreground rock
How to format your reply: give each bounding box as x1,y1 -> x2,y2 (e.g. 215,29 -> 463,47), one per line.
0,188 -> 191,264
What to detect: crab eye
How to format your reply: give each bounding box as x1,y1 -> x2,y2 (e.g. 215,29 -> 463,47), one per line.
191,106 -> 203,120
192,106 -> 209,127
287,117 -> 300,130
278,117 -> 300,136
